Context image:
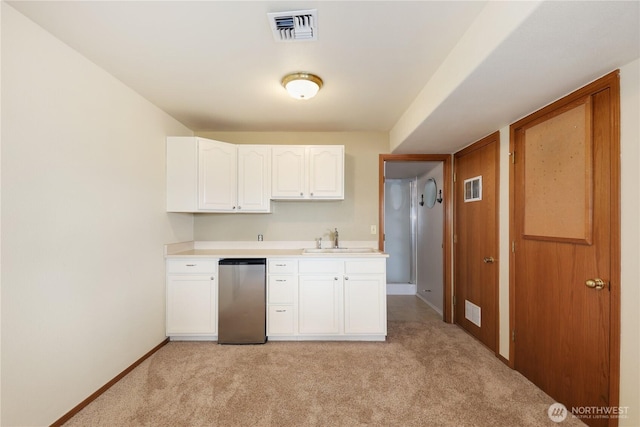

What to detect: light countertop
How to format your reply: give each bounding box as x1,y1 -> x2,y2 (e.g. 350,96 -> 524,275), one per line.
165,241 -> 388,258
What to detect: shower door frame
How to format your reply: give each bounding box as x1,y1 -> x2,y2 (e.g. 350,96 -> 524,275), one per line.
384,178 -> 418,286
379,154 -> 453,323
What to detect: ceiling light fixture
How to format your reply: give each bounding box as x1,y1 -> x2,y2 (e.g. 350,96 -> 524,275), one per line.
281,72 -> 323,100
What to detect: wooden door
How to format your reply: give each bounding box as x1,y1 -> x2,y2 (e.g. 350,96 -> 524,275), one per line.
511,71 -> 620,427
454,132 -> 500,352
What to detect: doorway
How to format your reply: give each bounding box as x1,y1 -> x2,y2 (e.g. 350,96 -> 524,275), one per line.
379,154 -> 453,322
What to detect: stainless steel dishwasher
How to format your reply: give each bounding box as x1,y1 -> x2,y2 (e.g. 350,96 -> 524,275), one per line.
218,258 -> 267,344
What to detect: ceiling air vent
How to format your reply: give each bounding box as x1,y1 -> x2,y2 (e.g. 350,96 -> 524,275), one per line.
267,9 -> 318,42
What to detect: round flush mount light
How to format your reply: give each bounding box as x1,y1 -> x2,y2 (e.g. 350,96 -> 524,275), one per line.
281,72 -> 323,100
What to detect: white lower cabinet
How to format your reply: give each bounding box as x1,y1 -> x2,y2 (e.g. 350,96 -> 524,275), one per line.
167,256 -> 386,341
298,275 -> 341,334
166,259 -> 218,339
344,274 -> 386,334
267,257 -> 386,340
343,259 -> 387,335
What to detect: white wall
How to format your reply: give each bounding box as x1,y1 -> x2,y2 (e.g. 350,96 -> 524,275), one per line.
0,3 -> 3,421
497,61 -> 640,426
416,164 -> 444,314
1,4 -> 193,425
618,58 -> 639,427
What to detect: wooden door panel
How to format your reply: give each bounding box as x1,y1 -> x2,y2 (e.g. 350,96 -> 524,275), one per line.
522,97 -> 593,243
454,133 -> 499,352
512,73 -> 618,427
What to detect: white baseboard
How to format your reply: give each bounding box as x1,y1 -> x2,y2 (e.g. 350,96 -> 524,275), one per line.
387,283 -> 417,295
416,292 -> 444,316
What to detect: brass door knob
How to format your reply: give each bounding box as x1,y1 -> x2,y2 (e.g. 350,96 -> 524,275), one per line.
585,278 -> 606,290
483,257 -> 495,264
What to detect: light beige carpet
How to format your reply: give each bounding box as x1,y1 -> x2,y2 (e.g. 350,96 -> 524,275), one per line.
64,316 -> 585,426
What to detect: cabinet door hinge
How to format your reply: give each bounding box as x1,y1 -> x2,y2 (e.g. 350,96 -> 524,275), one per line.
512,330 -> 516,342
510,151 -> 515,164
453,172 -> 457,183
453,295 -> 456,305
454,234 -> 458,244
511,241 -> 515,253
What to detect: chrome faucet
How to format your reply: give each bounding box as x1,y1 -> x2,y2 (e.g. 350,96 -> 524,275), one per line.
333,228 -> 339,248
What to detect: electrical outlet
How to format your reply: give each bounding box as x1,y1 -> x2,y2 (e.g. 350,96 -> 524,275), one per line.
370,225 -> 377,235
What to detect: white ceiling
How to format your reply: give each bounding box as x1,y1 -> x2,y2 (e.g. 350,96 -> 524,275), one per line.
7,1 -> 640,154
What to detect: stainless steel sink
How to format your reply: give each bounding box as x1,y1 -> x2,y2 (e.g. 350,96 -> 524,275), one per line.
302,247 -> 378,255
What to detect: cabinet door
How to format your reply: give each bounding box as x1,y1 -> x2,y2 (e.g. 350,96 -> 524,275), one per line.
271,146 -> 306,199
167,274 -> 216,335
308,146 -> 344,199
237,145 -> 271,212
298,275 -> 341,334
198,139 -> 237,211
344,274 -> 386,334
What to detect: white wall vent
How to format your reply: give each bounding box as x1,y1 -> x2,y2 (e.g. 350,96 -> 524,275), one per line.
267,9 -> 317,42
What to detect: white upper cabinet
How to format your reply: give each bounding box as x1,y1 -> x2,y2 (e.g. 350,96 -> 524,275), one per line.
198,139 -> 237,211
166,137 -> 199,212
237,145 -> 272,212
271,146 -> 306,199
166,137 -> 271,213
271,145 -> 344,200
308,146 -> 345,199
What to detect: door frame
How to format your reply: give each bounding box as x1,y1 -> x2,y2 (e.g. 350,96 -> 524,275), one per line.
379,154 -> 453,323
508,71 -> 621,416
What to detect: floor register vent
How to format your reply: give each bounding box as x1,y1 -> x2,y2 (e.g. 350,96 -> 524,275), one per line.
465,300 -> 482,327
267,9 -> 318,42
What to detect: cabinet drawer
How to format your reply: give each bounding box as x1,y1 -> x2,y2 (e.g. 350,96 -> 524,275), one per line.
268,259 -> 298,274
267,305 -> 295,335
167,259 -> 218,274
345,259 -> 386,275
268,276 -> 297,304
299,259 -> 341,274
